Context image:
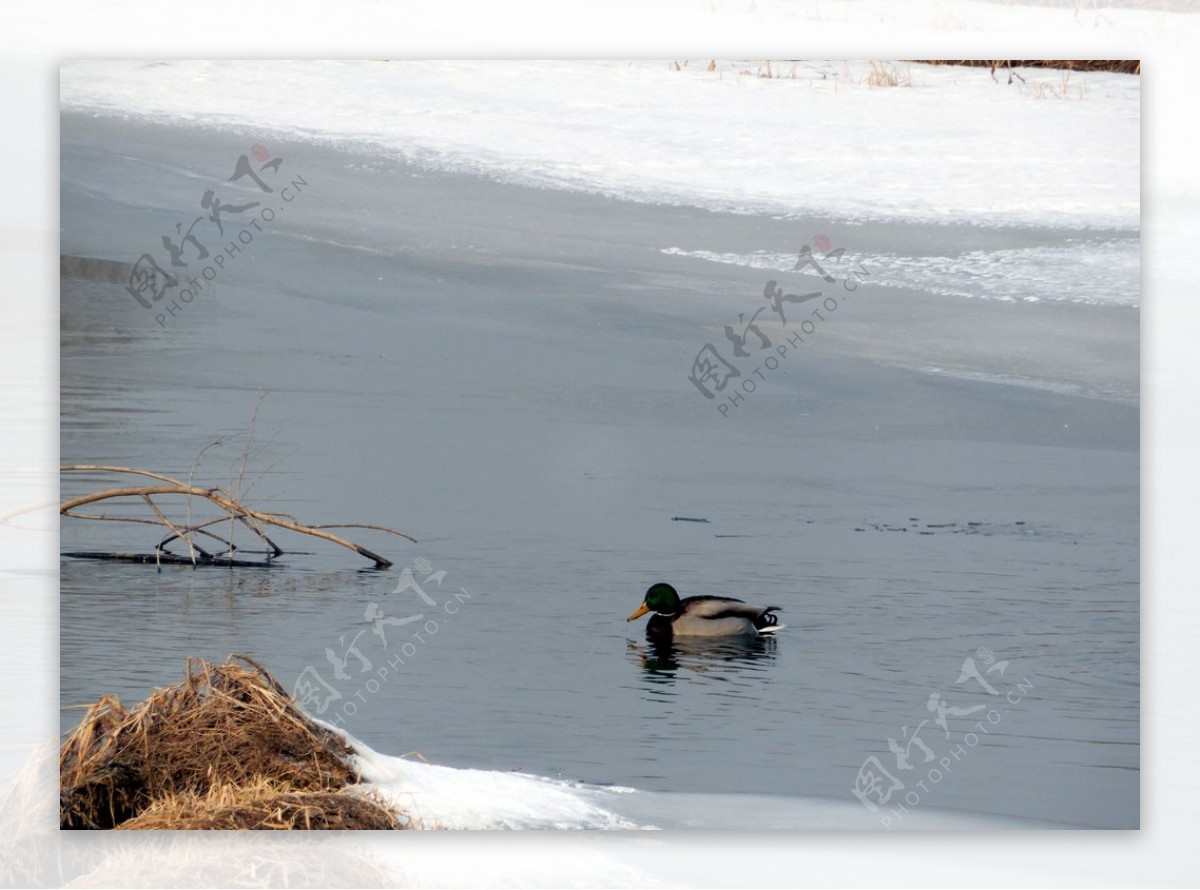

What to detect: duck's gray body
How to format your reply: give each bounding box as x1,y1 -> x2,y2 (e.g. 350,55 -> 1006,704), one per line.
647,595 -> 782,638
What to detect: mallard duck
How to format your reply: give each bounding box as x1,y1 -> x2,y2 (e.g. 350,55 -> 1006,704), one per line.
626,582 -> 782,637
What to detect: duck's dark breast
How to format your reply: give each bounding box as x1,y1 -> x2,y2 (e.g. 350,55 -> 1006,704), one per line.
646,614 -> 675,636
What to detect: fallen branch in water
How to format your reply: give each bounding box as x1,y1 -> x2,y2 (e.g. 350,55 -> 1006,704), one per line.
61,465 -> 414,569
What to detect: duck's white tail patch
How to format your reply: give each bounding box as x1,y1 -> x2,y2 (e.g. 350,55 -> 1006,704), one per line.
758,624 -> 786,634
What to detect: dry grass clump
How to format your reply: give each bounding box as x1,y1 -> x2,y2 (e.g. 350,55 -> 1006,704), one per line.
116,777 -> 399,830
668,60 -> 803,79
866,61 -> 912,87
1025,71 -> 1089,100
736,60 -> 803,79
60,655 -> 403,830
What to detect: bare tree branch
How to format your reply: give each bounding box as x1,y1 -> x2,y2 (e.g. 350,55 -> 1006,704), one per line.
60,468 -> 413,568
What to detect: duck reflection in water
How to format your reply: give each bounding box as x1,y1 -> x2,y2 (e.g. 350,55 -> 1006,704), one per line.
629,632 -> 778,679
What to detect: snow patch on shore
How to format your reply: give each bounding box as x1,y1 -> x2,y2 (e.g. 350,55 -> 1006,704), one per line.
338,727 -> 642,830
61,58 -> 1139,230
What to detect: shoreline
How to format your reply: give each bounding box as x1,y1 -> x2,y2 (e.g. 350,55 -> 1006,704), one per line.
53,653 -> 1075,831
60,59 -> 1140,230
60,110 -> 1138,410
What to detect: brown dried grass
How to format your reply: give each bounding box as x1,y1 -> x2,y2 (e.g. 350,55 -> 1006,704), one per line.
116,777 -> 399,830
914,59 -> 1140,74
866,61 -> 912,87
60,655 -> 403,830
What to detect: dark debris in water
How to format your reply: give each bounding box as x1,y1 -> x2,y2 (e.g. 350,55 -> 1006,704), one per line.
671,516 -> 710,523
856,519 -> 1042,538
62,551 -> 280,569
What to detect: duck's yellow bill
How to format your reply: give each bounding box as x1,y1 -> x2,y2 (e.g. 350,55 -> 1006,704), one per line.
627,602 -> 651,621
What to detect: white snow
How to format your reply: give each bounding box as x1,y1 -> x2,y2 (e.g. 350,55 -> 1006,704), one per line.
663,237 -> 1140,306
60,58 -> 1139,230
332,723 -> 1068,830
339,726 -> 641,830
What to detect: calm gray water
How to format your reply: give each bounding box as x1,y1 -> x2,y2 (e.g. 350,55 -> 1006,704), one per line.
60,113 -> 1138,828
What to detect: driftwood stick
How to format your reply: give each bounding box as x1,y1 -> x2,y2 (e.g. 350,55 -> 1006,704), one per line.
50,512 -> 168,527
141,493 -> 208,561
61,485 -> 209,513
232,513 -> 286,557
157,514 -> 284,558
157,520 -> 244,555
62,551 -> 275,568
310,523 -> 418,543
202,490 -> 399,567
60,470 -> 412,568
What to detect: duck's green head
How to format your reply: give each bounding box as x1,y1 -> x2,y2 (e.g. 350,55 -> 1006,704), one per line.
627,583 -> 681,621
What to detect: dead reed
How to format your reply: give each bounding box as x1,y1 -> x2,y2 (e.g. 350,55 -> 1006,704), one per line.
59,655 -> 404,830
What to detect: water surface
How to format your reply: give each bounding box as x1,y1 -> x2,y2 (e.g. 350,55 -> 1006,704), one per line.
60,113 -> 1138,828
